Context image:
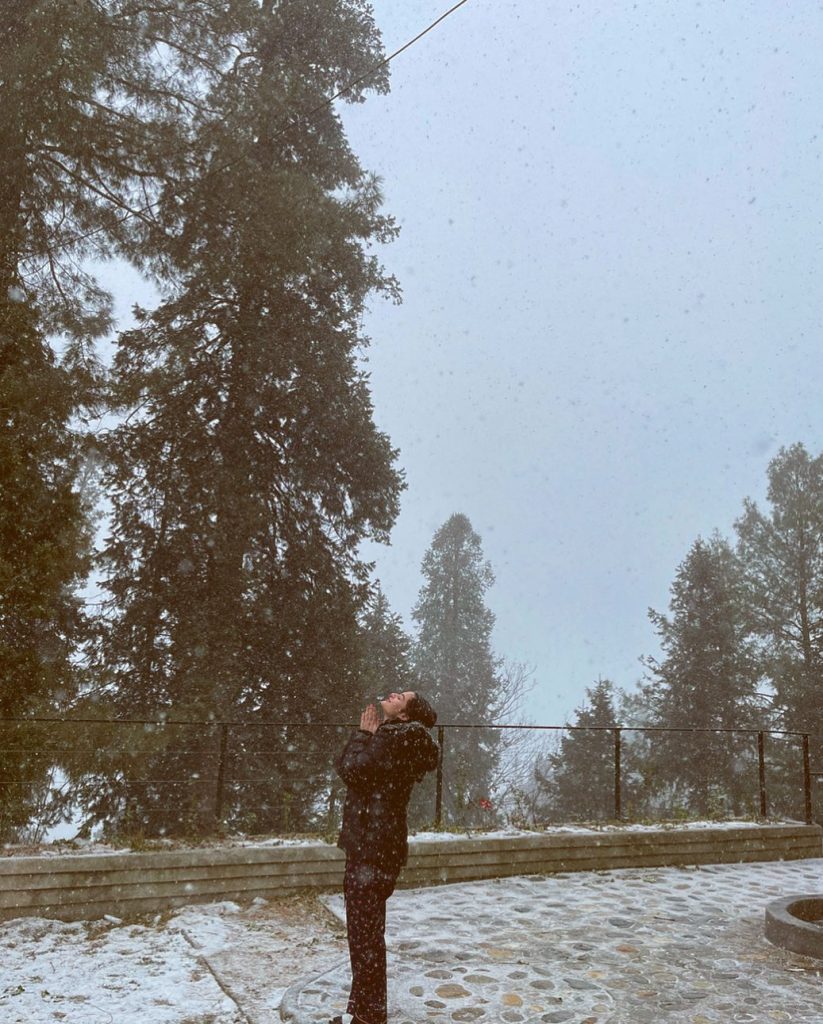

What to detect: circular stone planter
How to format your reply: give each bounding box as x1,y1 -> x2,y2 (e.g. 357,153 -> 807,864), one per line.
765,895 -> 823,959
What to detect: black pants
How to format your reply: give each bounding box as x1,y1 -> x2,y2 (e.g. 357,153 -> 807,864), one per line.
343,859 -> 398,1024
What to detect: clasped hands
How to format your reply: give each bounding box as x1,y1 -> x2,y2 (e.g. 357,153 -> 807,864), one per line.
360,703 -> 381,734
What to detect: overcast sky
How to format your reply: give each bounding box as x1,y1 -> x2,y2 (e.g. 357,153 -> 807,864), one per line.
333,0 -> 823,724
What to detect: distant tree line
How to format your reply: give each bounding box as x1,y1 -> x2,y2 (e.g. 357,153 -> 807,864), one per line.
526,443 -> 823,824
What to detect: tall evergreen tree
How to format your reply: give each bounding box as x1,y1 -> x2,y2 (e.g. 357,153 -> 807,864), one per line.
412,513 -> 502,826
88,0 -> 403,835
0,0 -> 141,835
1,0 -> 221,340
0,297 -> 92,838
735,444 -> 823,737
641,534 -> 761,817
359,585 -> 414,701
543,678 -> 619,821
1,0 -> 254,837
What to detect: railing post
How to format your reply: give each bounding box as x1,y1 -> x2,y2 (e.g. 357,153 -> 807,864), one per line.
215,723 -> 229,828
757,731 -> 767,818
613,727 -> 622,820
802,734 -> 812,825
435,725 -> 444,828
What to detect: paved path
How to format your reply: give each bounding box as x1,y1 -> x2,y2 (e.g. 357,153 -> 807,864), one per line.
280,858 -> 823,1024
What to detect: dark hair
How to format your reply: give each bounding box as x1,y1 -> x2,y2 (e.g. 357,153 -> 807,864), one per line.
406,692 -> 437,728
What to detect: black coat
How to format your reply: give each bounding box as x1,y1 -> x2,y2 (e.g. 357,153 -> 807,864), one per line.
335,720 -> 440,873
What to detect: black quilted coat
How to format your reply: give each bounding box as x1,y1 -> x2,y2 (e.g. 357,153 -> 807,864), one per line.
335,720 -> 440,873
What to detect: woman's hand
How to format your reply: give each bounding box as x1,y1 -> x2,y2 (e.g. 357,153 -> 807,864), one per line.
360,703 -> 381,734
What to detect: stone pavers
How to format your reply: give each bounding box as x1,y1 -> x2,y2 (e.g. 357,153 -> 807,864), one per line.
281,858 -> 823,1023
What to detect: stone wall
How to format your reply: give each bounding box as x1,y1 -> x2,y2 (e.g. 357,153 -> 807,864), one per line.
1,823 -> 819,922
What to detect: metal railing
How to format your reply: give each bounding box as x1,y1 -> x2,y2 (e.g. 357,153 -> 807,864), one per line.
0,716 -> 820,838
433,722 -> 820,825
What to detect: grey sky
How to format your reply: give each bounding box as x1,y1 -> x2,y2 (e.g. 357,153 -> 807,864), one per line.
336,1 -> 823,723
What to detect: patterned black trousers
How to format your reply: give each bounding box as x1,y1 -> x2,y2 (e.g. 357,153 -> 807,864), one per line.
343,860 -> 399,1024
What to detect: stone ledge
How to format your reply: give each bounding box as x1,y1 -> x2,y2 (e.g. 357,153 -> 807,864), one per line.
0,823 -> 819,922
399,824 -> 821,887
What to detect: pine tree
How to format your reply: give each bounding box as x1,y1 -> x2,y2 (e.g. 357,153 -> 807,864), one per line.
735,444 -> 823,819
412,513 -> 503,826
0,0 -> 148,834
0,298 -> 91,838
88,0 -> 403,835
0,0 -> 256,838
1,0 -> 221,341
543,678 -> 619,821
359,585 -> 414,701
735,444 -> 823,736
641,535 -> 761,817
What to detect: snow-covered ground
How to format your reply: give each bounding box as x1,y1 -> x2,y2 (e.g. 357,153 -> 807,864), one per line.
1,854 -> 822,1024
0,893 -> 346,1024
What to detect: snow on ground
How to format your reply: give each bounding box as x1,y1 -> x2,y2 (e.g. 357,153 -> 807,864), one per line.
312,859 -> 823,1024
0,908 -> 241,1024
1,851 -> 821,1024
0,894 -> 345,1024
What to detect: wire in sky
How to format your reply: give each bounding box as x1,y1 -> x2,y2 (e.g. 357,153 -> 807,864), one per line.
328,0 -> 472,107
26,0 -> 474,262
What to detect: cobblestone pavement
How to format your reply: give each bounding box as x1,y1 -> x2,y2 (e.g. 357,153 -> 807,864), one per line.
280,858 -> 823,1024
